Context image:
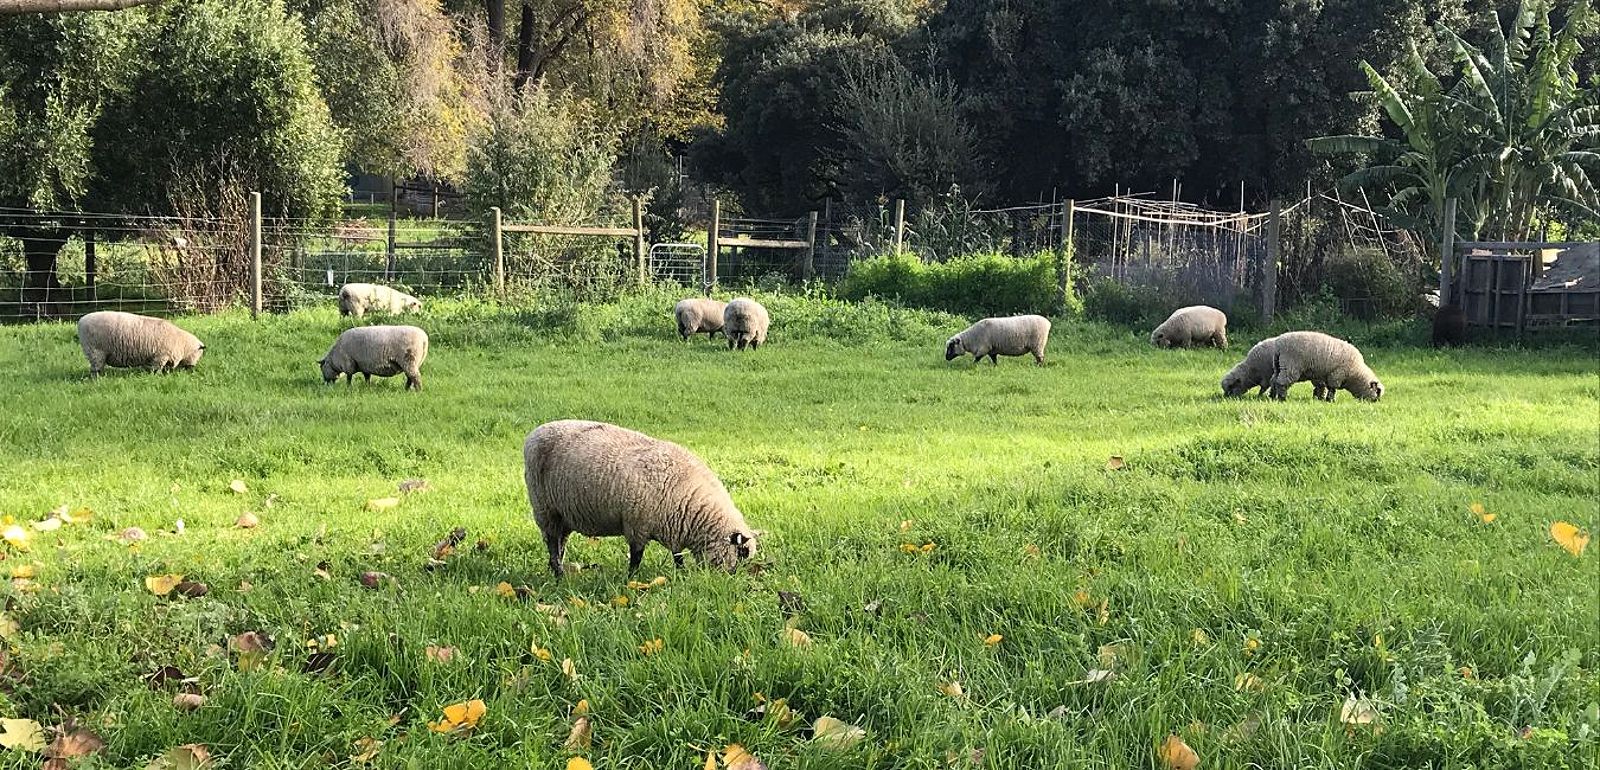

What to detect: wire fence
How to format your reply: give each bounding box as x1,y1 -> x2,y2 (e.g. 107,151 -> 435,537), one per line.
1,189 -> 1429,322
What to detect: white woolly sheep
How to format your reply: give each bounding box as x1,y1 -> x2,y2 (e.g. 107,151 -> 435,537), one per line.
523,420 -> 759,577
1151,305 -> 1228,349
674,298 -> 727,341
723,297 -> 769,350
77,311 -> 205,376
338,283 -> 422,318
319,325 -> 429,390
944,315 -> 1051,365
1267,331 -> 1383,402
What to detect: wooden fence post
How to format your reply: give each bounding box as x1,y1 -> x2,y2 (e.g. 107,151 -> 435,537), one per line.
706,199 -> 720,295
633,196 -> 647,284
1056,199 -> 1075,314
892,198 -> 906,255
386,188 -> 397,280
249,191 -> 262,319
490,206 -> 504,295
1263,198 -> 1280,323
803,210 -> 818,280
84,225 -> 97,303
1438,197 -> 1458,305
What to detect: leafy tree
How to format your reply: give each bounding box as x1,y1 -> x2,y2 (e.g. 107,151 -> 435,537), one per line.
1309,0 -> 1599,243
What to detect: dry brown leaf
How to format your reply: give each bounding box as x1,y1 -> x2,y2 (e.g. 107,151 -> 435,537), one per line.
359,571 -> 387,589
228,479 -> 248,495
172,693 -> 207,711
1340,696 -> 1379,727
563,716 -> 592,750
115,526 -> 148,544
938,680 -> 965,698
44,728 -> 106,761
1159,734 -> 1199,770
235,512 -> 259,529
398,479 -> 430,494
781,627 -> 813,648
1106,455 -> 1126,471
722,744 -> 767,770
561,657 -> 578,680
174,581 -> 209,599
424,645 -> 457,663
350,737 -> 381,764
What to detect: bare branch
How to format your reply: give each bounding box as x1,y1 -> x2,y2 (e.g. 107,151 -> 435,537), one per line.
0,0 -> 162,13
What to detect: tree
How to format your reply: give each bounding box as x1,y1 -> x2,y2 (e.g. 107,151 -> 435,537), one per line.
0,0 -> 161,13
1309,0 -> 1599,244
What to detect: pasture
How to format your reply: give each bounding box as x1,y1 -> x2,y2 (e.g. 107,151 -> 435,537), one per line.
0,291 -> 1595,769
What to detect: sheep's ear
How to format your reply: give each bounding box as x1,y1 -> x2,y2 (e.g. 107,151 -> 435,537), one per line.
317,358 -> 326,364
729,532 -> 748,546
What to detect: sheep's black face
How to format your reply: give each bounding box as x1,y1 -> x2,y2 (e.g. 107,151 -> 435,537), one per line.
705,530 -> 758,572
1355,380 -> 1384,401
1150,331 -> 1167,347
319,358 -> 337,383
944,339 -> 961,361
1221,373 -> 1248,397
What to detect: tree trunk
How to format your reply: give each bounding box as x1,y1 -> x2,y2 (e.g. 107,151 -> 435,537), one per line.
485,0 -> 504,69
514,1 -> 534,90
16,227 -> 67,304
0,0 -> 162,13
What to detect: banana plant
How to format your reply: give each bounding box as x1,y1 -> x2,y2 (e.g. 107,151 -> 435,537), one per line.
1309,0 -> 1598,244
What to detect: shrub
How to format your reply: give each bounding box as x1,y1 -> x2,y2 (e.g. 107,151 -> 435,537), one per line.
1321,246 -> 1420,319
838,251 -> 1074,317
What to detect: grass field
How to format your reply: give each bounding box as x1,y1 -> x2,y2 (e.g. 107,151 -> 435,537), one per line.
0,290 -> 1596,769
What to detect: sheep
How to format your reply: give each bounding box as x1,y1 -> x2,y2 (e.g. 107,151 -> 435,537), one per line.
337,283 -> 422,318
523,419 -> 759,577
723,297 -> 769,350
1266,331 -> 1383,402
674,298 -> 727,341
77,311 -> 205,376
944,315 -> 1051,366
1151,305 -> 1228,349
318,325 -> 429,390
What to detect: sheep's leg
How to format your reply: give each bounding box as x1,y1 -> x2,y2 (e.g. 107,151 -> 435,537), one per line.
1214,331 -> 1228,349
542,526 -> 570,578
988,352 -> 999,365
673,552 -> 686,569
405,369 -> 422,391
626,540 -> 647,576
1032,349 -> 1045,366
362,372 -> 372,384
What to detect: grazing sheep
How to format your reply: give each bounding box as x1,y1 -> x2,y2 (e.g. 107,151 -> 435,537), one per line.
77,311 -> 205,376
944,315 -> 1051,366
723,297 -> 769,350
1151,305 -> 1228,349
337,283 -> 422,318
523,420 -> 759,577
674,298 -> 727,341
1267,331 -> 1383,402
1431,304 -> 1467,347
319,325 -> 429,390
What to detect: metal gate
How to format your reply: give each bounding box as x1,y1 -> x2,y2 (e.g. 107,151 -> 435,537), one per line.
648,243 -> 706,288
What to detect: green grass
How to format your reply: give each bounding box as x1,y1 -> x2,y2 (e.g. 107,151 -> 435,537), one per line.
0,289 -> 1596,769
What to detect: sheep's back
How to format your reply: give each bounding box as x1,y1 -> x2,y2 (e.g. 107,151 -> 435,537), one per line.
79,311 -> 189,367
524,420 -> 713,538
1160,306 -> 1226,340
969,315 -> 1048,354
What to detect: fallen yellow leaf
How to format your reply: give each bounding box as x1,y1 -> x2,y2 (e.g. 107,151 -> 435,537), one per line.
8,565 -> 33,580
561,657 -> 578,680
30,518 -> 60,532
919,542 -> 936,553
1551,521 -> 1590,557
531,645 -> 553,662
0,718 -> 45,751
782,627 -> 812,648
722,744 -> 767,770
365,497 -> 400,512
1191,629 -> 1210,646
1159,734 -> 1200,770
611,595 -> 630,607
574,699 -> 589,716
228,479 -> 248,494
1234,672 -> 1265,692
428,699 -> 486,734
1106,455 -> 1126,470
424,645 -> 456,663
982,633 -> 1003,646
938,680 -> 965,698
639,638 -> 664,656
145,574 -> 185,596
494,582 -> 515,598
235,512 -> 259,529
0,615 -> 18,638
2,525 -> 28,550
350,737 -> 382,764
812,716 -> 866,750
566,759 -> 594,770
1340,696 -> 1379,726
564,716 -> 592,749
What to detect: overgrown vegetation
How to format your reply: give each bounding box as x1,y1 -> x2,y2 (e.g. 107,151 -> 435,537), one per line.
838,251 -> 1070,317
0,293 -> 1594,767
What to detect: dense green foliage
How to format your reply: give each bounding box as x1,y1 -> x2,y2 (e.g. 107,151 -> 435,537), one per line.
1310,0 -> 1599,243
0,292 -> 1595,767
838,251 -> 1070,317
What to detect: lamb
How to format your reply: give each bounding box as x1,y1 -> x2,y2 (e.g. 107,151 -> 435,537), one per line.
723,297 -> 769,350
523,420 -> 759,577
944,314 -> 1051,365
77,311 -> 205,376
1266,331 -> 1383,402
337,283 -> 422,318
318,325 -> 429,390
674,298 -> 727,341
1151,305 -> 1228,349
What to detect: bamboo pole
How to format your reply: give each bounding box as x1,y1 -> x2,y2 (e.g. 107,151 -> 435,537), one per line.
490,206 -> 504,295
249,191 -> 262,319
706,199 -> 719,295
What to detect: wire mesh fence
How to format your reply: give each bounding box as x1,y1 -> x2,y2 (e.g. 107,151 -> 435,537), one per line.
1,188 -> 1431,322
